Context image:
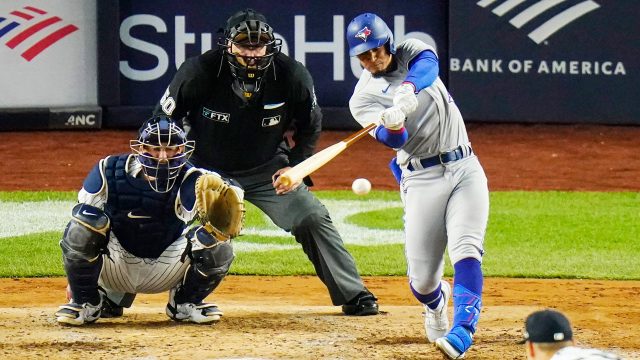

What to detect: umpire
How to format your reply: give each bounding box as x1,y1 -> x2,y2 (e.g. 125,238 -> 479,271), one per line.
153,8 -> 378,316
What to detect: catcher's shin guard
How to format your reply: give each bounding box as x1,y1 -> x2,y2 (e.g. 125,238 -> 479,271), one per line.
60,204 -> 110,305
175,228 -> 235,304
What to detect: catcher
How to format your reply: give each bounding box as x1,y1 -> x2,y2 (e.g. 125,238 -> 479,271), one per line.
55,115 -> 245,325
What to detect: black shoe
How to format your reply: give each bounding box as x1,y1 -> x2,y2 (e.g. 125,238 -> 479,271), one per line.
100,296 -> 123,318
342,290 -> 379,316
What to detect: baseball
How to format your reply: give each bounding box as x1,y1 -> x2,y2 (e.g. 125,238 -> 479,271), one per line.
351,178 -> 371,195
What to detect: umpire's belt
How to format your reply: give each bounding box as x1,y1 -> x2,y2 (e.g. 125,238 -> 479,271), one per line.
407,145 -> 473,171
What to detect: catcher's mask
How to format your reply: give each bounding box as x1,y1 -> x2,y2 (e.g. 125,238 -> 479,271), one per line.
218,8 -> 282,98
130,116 -> 195,193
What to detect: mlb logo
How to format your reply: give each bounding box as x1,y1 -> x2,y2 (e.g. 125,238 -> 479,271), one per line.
262,115 -> 281,127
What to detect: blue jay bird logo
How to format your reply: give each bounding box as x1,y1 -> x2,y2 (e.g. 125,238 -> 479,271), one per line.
355,26 -> 372,42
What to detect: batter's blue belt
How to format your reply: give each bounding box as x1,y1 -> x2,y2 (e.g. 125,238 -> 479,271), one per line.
407,145 -> 473,171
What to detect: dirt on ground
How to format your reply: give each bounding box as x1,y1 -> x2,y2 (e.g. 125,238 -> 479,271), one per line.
0,124 -> 639,359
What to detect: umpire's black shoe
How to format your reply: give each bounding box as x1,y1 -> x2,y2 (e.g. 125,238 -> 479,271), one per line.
342,290 -> 379,316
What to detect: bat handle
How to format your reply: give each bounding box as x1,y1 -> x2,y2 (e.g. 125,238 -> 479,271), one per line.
277,174 -> 292,187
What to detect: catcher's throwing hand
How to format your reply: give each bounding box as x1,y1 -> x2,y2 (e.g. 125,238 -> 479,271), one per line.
195,173 -> 245,240
273,167 -> 301,195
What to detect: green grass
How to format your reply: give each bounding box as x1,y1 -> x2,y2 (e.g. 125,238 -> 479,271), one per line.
1,190 -> 638,279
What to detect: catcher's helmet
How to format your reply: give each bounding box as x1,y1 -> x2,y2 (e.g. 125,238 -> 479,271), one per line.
346,13 -> 396,57
218,8 -> 282,98
130,116 -> 194,193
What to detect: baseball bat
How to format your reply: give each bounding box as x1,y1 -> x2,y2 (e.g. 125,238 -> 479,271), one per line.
278,122 -> 377,187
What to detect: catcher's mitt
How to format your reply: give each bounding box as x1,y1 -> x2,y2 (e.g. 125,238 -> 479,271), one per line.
194,173 -> 245,241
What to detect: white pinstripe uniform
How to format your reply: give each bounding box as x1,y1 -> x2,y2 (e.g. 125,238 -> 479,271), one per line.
349,39 -> 489,295
78,155 -> 206,300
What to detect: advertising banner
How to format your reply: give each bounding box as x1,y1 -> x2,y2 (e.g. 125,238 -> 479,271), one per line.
449,1 -> 638,124
0,0 -> 97,108
116,1 -> 448,114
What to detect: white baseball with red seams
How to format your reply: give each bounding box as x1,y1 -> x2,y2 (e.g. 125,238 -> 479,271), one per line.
351,178 -> 371,195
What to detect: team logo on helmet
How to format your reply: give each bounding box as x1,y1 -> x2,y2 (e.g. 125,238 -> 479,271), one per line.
355,26 -> 372,42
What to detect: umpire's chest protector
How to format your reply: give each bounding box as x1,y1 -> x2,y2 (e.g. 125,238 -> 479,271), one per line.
187,52 -> 293,172
103,156 -> 185,258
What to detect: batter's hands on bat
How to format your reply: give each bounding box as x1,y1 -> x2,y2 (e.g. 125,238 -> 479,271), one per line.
393,82 -> 418,116
273,167 -> 301,195
380,106 -> 406,130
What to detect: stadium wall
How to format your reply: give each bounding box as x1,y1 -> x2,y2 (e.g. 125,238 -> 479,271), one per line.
0,1 -> 637,131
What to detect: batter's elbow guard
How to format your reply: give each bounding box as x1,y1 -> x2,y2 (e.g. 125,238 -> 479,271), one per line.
388,157 -> 402,184
60,204 -> 110,262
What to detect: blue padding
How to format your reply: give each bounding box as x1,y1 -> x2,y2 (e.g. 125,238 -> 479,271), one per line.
452,284 -> 482,333
180,171 -> 199,212
375,125 -> 408,148
405,50 -> 439,92
388,157 -> 402,184
444,325 -> 473,354
82,164 -> 104,194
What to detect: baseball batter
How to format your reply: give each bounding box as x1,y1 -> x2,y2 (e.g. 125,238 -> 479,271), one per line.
55,116 -> 244,325
346,13 -> 489,359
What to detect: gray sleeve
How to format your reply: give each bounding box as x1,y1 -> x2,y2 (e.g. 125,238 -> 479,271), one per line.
348,75 -> 384,131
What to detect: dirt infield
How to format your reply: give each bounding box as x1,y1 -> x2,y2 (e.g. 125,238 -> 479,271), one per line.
1,124 -> 639,359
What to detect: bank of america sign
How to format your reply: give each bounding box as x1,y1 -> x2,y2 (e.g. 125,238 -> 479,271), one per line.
477,0 -> 600,44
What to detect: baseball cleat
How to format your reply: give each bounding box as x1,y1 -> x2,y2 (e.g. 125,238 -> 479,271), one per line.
424,280 -> 451,342
341,290 -> 379,316
55,301 -> 102,326
435,326 -> 473,359
166,302 -> 223,324
100,297 -> 124,318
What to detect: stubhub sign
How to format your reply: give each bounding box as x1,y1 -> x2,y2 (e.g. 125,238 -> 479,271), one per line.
117,2 -> 447,107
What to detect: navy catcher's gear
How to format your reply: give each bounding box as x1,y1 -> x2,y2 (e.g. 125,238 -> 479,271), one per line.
60,203 -> 110,305
219,8 -> 282,97
346,13 -> 396,56
175,226 -> 235,305
104,155 -> 185,259
130,116 -> 194,193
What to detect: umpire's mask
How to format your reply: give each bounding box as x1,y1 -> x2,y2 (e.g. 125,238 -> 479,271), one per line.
130,116 -> 195,193
218,8 -> 282,99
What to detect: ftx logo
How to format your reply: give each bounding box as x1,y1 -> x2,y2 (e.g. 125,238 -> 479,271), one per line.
0,5 -> 78,61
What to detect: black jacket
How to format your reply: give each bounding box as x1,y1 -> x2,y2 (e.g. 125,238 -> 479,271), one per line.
154,49 -> 322,173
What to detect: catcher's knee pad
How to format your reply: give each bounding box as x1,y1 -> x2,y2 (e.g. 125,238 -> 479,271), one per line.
192,238 -> 234,277
452,284 -> 482,333
61,203 -> 110,262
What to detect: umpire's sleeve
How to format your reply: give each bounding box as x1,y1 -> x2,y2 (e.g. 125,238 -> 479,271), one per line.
288,65 -> 322,167
152,58 -> 199,123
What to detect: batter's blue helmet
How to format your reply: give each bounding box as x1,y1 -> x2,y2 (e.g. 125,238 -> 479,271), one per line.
346,13 -> 395,57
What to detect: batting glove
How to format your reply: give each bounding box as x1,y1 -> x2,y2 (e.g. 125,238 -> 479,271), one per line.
393,82 -> 418,116
380,106 -> 406,130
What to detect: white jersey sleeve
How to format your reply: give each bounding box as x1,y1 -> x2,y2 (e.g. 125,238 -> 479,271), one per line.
550,346 -> 623,360
77,157 -> 109,209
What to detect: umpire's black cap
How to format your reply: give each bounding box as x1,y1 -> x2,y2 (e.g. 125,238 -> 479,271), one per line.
517,309 -> 573,344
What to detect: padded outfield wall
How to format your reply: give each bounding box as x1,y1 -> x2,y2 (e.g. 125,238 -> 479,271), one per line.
0,1 -> 637,130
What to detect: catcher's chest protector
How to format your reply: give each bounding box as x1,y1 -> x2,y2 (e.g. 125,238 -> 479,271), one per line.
103,155 -> 185,258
